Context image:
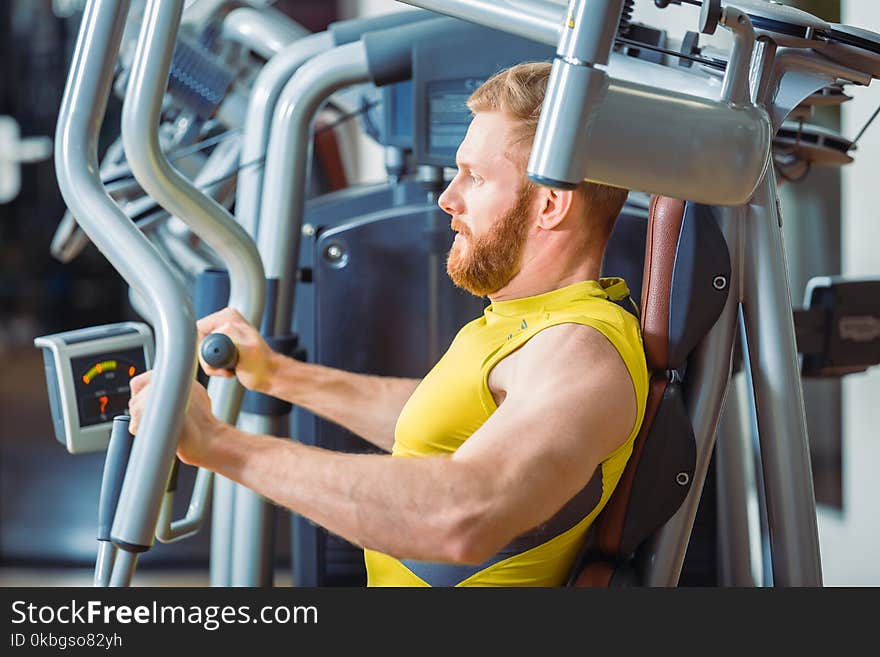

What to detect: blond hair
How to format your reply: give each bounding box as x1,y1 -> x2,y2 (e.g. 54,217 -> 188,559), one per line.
467,61 -> 628,248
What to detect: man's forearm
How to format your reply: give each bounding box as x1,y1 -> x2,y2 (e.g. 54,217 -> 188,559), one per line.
263,353 -> 420,452
203,424 -> 491,562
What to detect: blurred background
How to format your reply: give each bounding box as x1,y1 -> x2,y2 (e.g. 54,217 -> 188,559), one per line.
0,0 -> 877,586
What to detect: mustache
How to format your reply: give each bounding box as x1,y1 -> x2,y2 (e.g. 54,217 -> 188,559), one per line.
450,218 -> 472,237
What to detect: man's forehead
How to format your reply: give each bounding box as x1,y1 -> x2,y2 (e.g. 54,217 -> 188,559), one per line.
457,111 -> 522,166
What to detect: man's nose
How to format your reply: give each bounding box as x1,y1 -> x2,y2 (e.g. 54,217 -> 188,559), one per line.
438,180 -> 461,216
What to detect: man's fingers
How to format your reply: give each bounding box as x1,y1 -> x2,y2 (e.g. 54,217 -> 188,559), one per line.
199,362 -> 235,378
129,370 -> 152,395
128,394 -> 142,433
128,371 -> 153,433
196,307 -> 247,342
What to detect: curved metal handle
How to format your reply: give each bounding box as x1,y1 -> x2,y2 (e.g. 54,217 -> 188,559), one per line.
55,0 -> 197,587
121,0 -> 265,542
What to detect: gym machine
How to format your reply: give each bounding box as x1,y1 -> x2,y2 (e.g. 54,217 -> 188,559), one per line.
39,0 -> 880,586
397,0 -> 880,586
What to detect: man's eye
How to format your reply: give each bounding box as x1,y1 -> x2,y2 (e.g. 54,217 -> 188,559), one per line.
470,174 -> 482,184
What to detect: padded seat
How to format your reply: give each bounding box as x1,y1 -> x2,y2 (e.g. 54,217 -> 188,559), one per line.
571,196 -> 731,586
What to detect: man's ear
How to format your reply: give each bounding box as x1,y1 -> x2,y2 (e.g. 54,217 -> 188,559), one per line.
536,186 -> 575,231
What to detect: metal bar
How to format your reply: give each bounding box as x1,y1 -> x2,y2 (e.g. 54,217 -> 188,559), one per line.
121,0 -> 266,544
94,542 -> 116,587
719,7 -> 756,105
528,0 -> 625,188
716,363 -> 763,586
108,550 -> 139,587
258,42 -> 372,332
54,0 -> 195,570
739,171 -> 823,586
219,100 -> 339,574
218,41 -> 372,586
229,414 -> 287,586
236,31 -> 335,238
397,0 -> 560,45
221,6 -> 308,60
210,476 -> 236,586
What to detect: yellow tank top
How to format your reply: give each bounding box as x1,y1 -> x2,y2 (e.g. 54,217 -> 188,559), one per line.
364,278 -> 649,586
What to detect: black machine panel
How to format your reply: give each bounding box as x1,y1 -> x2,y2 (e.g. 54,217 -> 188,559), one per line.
294,200 -> 485,585
411,25 -> 555,167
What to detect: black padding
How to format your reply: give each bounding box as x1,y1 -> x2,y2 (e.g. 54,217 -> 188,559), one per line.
667,203 -> 730,367
194,268 -> 229,320
602,210 -> 648,307
262,278 -> 280,336
241,390 -> 292,416
362,18 -> 458,86
619,383 -> 696,557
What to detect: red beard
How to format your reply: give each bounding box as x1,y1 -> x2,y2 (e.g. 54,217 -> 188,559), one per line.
446,183 -> 535,297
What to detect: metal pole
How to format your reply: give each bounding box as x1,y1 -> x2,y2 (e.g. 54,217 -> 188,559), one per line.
739,171 -> 823,586
528,0 -> 625,188
54,0 -> 196,585
716,350 -> 763,587
397,0 -> 560,44
221,7 -> 308,60
258,42 -> 372,332
121,0 -> 267,559
235,31 -> 335,238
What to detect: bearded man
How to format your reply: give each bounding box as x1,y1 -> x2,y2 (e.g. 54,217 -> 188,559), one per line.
129,62 -> 649,587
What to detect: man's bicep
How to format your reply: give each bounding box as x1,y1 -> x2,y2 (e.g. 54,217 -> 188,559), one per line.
451,325 -> 638,536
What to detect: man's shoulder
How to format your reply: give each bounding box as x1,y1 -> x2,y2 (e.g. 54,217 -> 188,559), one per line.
498,321 -> 639,439
518,322 -> 622,367
497,321 -> 630,396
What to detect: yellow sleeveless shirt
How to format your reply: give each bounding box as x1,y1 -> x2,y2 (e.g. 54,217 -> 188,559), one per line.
364,278 -> 649,586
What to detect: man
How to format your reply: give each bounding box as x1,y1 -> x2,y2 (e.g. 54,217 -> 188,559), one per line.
129,62 -> 649,587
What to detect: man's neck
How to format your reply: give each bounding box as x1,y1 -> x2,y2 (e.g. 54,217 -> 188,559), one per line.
488,255 -> 603,303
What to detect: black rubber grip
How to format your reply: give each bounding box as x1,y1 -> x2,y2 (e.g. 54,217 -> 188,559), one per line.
97,416 -> 135,541
201,333 -> 238,370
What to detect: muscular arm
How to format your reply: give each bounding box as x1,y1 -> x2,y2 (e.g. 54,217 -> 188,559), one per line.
194,307 -> 419,452
172,323 -> 638,564
263,355 -> 419,452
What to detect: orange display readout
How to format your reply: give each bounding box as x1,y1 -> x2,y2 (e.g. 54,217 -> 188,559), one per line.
81,360 -> 118,385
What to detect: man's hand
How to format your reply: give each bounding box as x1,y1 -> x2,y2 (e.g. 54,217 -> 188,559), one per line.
197,307 -> 277,393
128,371 -> 220,467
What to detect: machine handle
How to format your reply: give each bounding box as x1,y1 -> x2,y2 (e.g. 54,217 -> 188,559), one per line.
200,333 -> 238,370
97,416 -> 135,542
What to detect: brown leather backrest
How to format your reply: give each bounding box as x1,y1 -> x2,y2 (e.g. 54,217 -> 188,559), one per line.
598,197 -> 691,551
572,195 -> 709,585
640,196 -> 686,371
